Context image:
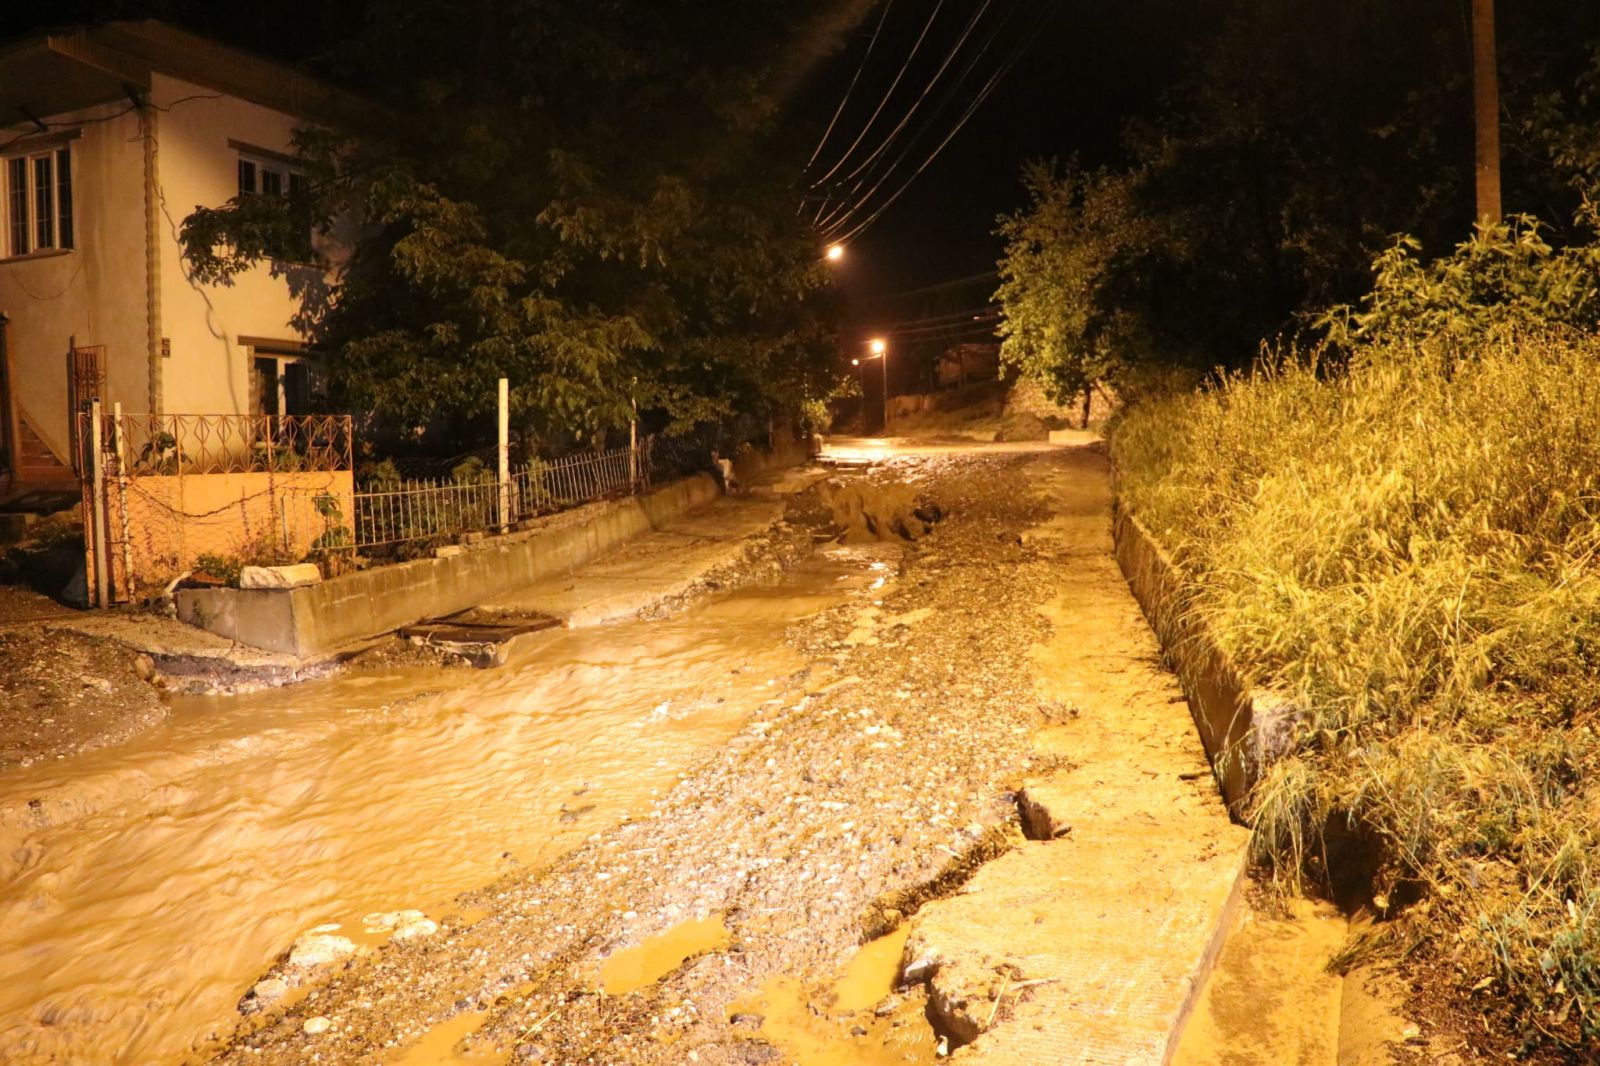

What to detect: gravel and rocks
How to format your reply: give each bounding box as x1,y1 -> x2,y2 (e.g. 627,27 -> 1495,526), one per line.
210,447 -> 1106,1065
0,621 -> 167,771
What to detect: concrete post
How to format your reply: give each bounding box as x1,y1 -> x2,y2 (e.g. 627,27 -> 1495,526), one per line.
497,377 -> 510,532
112,402 -> 133,602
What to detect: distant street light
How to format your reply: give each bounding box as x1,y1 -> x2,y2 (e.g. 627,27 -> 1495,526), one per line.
861,337 -> 889,434
826,243 -> 845,262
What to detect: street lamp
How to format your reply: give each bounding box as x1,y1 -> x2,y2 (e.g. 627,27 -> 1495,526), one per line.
826,243 -> 845,263
862,337 -> 889,435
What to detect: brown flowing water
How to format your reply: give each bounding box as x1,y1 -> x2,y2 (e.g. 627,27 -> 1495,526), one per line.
0,546 -> 897,1065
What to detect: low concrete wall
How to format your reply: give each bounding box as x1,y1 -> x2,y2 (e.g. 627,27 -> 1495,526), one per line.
177,473 -> 721,657
1112,503 -> 1301,818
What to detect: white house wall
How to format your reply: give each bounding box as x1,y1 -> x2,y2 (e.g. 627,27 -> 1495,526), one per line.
152,71 -> 341,418
0,102 -> 149,463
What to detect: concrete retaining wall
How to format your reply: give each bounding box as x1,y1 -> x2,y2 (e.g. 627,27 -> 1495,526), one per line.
176,473 -> 721,657
1112,503 -> 1301,818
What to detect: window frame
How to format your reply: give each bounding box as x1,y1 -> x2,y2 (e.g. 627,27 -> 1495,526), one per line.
247,344 -> 327,418
2,135 -> 77,262
231,139 -> 314,265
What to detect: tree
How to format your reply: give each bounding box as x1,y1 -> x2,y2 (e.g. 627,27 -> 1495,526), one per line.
993,0 -> 1600,393
180,0 -> 845,453
993,163 -> 1156,405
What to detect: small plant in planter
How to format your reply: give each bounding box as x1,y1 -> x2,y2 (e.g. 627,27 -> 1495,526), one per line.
305,492 -> 355,577
191,552 -> 243,587
138,432 -> 186,475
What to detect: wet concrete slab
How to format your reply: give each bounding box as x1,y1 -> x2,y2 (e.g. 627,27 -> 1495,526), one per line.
485,473 -> 825,627
905,452 -> 1250,1064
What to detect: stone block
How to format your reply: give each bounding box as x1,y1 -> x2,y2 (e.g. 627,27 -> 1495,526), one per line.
239,563 -> 323,590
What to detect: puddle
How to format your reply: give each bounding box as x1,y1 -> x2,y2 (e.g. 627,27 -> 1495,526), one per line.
598,915 -> 729,995
0,546 -> 894,1064
395,1007 -> 498,1065
735,926 -> 936,1064
1172,897 -> 1347,1066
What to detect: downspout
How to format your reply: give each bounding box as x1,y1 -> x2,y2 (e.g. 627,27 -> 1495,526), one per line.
141,103 -> 162,414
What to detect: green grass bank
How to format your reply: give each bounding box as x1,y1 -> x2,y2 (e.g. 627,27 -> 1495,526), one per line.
1111,336 -> 1600,1053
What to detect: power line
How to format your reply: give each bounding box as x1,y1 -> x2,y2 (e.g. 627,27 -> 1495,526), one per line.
880,303 -> 1000,329
803,0 -> 896,172
824,0 -> 995,189
822,4 -> 1046,240
869,269 -> 999,301
823,2 -> 1057,246
812,0 -> 1022,232
807,0 -> 945,190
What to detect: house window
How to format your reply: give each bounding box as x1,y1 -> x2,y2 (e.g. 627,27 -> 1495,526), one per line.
237,151 -> 311,261
3,147 -> 73,258
251,350 -> 326,416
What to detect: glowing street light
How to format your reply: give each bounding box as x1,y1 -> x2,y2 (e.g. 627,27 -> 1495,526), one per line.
826,243 -> 845,263
857,337 -> 889,434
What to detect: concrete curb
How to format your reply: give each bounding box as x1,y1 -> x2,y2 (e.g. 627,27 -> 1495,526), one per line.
175,473 -> 725,657
1110,501 -> 1302,818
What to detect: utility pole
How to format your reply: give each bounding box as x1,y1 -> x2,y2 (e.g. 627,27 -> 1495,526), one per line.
1472,0 -> 1501,226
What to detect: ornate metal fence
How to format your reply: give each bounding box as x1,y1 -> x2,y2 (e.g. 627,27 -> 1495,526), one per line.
348,440 -> 653,549
109,412 -> 353,475
78,409 -> 661,600
78,411 -> 356,604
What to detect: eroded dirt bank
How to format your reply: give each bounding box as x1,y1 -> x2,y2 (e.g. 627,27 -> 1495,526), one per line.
0,585 -> 167,771
206,446 -> 1154,1065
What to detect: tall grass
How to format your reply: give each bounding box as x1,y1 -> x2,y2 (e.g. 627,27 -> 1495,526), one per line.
1113,335 -> 1600,1047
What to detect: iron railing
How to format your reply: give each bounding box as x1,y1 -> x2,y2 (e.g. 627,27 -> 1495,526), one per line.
80,412 -> 354,476
348,441 -> 652,549
514,443 -> 649,516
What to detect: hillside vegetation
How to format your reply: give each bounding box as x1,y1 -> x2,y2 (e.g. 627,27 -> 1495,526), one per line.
1113,336 -> 1600,1050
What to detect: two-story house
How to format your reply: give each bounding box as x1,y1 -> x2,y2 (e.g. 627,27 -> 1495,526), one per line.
0,19 -> 356,488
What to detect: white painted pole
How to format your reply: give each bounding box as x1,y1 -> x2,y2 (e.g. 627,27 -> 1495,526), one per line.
112,402 -> 133,602
497,377 -> 510,533
89,400 -> 108,608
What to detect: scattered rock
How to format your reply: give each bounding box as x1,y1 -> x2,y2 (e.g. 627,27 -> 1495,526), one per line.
302,1016 -> 331,1035
238,976 -> 291,1015
287,931 -> 356,968
728,1012 -> 764,1029
902,955 -> 940,984
363,910 -> 438,940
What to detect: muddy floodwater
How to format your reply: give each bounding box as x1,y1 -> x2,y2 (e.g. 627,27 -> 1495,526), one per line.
0,545 -> 896,1065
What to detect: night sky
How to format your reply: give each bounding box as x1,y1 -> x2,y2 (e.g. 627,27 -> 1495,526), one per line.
2,1 -> 1213,380
785,0 -> 1218,379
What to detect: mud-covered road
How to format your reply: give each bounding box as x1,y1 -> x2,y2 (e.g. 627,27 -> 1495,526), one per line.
194,442 -> 1138,1065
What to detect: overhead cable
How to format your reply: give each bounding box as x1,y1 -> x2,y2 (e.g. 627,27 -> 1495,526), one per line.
823,2 -> 1058,246
804,0 -> 896,171
807,0 -> 946,189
